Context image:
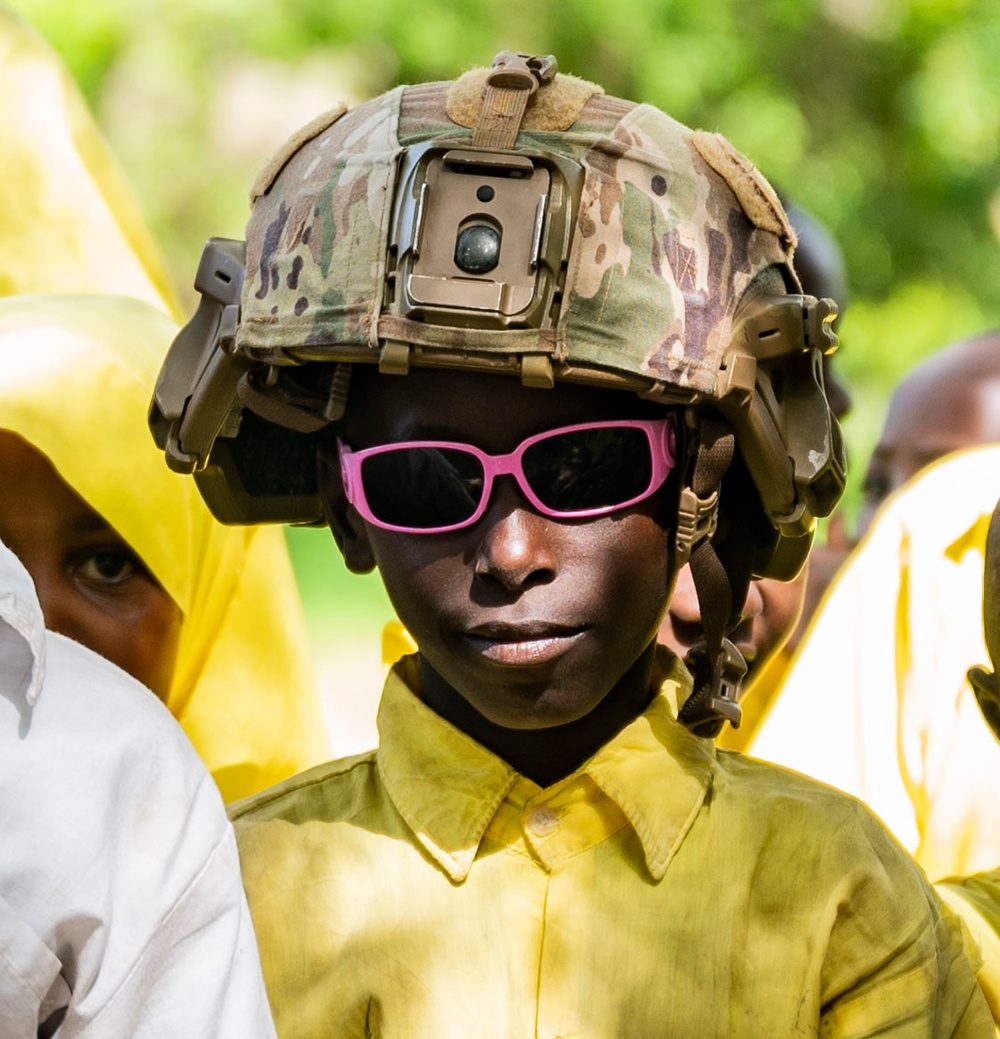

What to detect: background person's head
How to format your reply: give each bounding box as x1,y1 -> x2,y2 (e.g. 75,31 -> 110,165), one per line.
0,428 -> 182,699
662,561 -> 807,684
859,329 -> 1000,537
0,293 -> 324,799
0,296 -> 194,701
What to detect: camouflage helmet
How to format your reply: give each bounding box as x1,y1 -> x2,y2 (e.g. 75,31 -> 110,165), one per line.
151,53 -> 845,733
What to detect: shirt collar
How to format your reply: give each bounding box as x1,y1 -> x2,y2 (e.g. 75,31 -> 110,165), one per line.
0,539 -> 46,711
376,648 -> 715,882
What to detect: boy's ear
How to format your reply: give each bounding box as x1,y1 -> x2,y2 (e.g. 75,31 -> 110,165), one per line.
319,452 -> 377,574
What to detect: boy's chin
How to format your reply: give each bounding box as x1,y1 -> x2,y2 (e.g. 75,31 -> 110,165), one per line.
422,653 -> 606,730
469,692 -> 609,732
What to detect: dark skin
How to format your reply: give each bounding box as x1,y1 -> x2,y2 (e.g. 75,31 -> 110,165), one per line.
859,353 -> 1000,537
322,367 -> 677,786
0,431 -> 182,700
660,560 -> 806,677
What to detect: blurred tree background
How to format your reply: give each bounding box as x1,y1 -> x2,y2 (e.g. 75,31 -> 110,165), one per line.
10,0 -> 1000,504
6,0 -> 1000,744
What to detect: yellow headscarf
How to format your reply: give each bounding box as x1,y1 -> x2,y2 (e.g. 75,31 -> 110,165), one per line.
0,294 -> 329,800
0,6 -> 181,316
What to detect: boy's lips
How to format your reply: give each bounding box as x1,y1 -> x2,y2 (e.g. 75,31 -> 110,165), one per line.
459,621 -> 589,666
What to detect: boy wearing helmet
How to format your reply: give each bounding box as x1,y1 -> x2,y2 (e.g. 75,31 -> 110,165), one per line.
152,54 -> 990,1035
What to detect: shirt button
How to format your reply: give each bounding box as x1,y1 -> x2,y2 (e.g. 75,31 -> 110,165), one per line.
526,806 -> 559,836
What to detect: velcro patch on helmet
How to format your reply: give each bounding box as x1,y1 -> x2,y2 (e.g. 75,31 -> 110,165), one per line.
446,67 -> 603,132
691,131 -> 797,250
249,102 -> 349,204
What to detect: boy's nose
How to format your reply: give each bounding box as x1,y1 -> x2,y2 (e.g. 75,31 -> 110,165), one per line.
741,579 -> 764,622
472,481 -> 557,592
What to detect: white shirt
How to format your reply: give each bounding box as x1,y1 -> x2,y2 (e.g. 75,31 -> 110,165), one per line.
0,539 -> 277,1037
751,445 -> 1000,881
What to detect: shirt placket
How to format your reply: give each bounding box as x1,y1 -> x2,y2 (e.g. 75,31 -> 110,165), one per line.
517,777 -> 630,1038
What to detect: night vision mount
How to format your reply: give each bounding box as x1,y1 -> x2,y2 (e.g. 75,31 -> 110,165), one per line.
148,238 -> 332,525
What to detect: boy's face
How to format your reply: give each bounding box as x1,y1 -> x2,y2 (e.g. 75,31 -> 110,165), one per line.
660,565 -> 806,679
0,431 -> 182,701
325,367 -> 676,731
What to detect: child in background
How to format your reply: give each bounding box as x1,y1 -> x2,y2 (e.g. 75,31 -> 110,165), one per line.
0,294 -> 327,800
0,13 -> 325,799
153,53 -> 990,1034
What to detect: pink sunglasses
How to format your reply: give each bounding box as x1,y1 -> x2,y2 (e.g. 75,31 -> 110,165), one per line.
338,415 -> 677,534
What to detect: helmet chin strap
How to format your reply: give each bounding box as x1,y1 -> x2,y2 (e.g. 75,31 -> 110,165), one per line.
676,415 -> 748,738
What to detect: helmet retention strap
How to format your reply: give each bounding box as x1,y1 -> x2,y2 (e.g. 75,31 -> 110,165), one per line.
473,52 -> 557,149
677,417 -> 748,737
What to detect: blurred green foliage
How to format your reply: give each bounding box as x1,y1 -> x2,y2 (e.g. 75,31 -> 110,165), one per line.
9,0 -> 1000,532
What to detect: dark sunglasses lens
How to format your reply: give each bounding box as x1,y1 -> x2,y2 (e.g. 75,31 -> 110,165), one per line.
523,427 -> 653,512
360,447 -> 484,529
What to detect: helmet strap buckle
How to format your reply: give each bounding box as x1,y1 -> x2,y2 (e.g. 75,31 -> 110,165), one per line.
474,52 -> 558,149
674,486 -> 719,569
681,637 -> 747,737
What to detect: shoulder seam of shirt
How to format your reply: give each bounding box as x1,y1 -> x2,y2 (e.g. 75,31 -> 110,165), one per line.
228,752 -> 377,820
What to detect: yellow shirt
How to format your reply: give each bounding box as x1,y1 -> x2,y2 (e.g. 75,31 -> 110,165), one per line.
232,653 -> 990,1037
938,873 -> 1000,1030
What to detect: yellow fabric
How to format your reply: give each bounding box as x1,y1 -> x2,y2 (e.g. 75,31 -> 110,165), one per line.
752,445 -> 1000,880
0,294 -> 327,800
380,617 -> 417,667
938,874 -> 1000,1031
0,8 -> 181,317
232,650 -> 989,1037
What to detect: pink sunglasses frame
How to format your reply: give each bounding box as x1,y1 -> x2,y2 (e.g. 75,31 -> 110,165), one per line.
338,415 -> 678,535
